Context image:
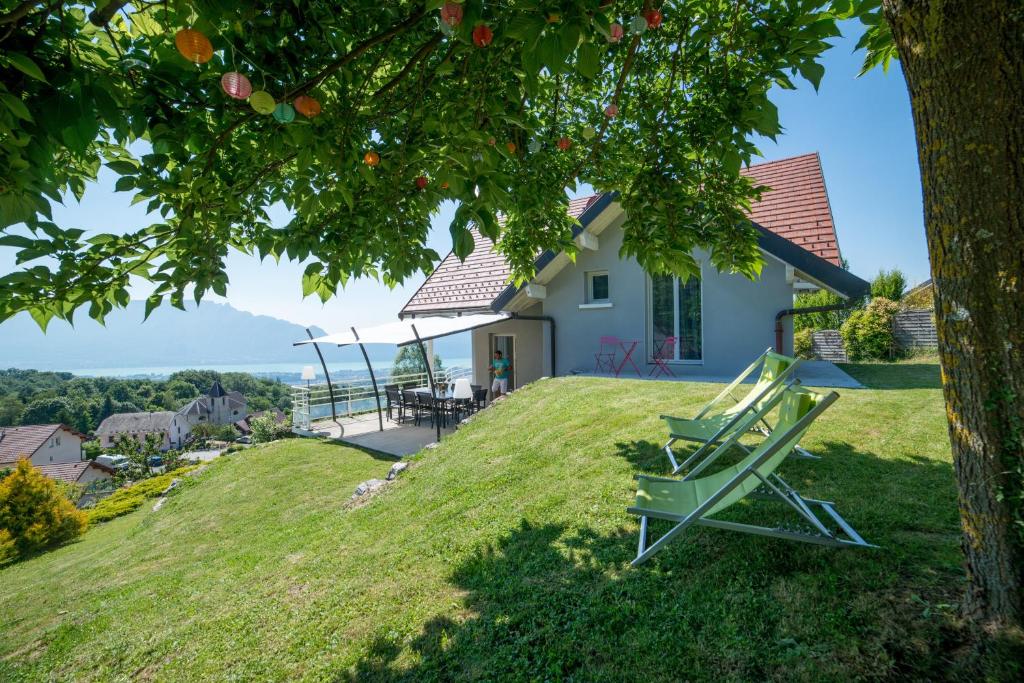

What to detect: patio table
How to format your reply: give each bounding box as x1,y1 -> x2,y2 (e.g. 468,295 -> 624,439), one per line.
614,339 -> 643,377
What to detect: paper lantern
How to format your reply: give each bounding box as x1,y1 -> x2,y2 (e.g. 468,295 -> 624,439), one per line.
294,95 -> 321,118
557,136 -> 572,151
582,126 -> 596,140
608,23 -> 624,43
440,2 -> 463,27
273,102 -> 295,123
506,142 -> 516,153
472,24 -> 493,47
364,151 -> 380,166
221,72 -> 252,99
415,176 -> 428,190
527,139 -> 541,153
604,104 -> 618,117
439,18 -> 455,36
175,28 -> 213,64
488,136 -> 496,146
630,15 -> 648,34
547,14 -> 561,23
249,91 -> 276,115
440,181 -> 450,190
644,9 -> 663,29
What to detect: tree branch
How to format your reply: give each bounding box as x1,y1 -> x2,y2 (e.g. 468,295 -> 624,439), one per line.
201,7 -> 427,173
0,0 -> 38,25
372,33 -> 441,99
88,0 -> 130,27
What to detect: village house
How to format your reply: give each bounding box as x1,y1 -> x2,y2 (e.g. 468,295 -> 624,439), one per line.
95,381 -> 248,451
0,423 -> 86,468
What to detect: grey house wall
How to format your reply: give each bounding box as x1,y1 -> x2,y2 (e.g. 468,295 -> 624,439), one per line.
470,303 -> 551,389
477,216 -> 795,386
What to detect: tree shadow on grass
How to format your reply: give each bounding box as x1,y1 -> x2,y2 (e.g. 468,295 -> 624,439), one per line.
336,443 -> 969,681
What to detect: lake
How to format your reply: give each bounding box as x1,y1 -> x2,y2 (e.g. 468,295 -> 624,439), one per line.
66,358 -> 474,381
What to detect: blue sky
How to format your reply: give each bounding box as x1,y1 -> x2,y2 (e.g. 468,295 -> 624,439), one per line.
0,24 -> 928,333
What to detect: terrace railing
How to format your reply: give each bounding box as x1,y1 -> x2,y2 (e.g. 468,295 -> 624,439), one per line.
291,365 -> 472,430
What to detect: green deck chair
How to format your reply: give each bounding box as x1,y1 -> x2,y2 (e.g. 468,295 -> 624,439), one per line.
630,386 -> 875,566
660,348 -> 813,476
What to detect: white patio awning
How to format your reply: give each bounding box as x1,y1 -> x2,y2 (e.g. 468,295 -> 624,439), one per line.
295,313 -> 508,348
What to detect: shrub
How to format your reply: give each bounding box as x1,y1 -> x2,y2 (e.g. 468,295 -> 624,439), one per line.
871,269 -> 907,302
793,289 -> 851,332
0,529 -> 16,566
88,465 -> 198,524
841,297 -> 900,360
794,328 -> 815,359
0,459 -> 88,559
249,414 -> 291,444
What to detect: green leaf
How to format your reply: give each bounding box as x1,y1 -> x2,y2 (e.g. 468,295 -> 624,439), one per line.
576,43 -> 601,79
0,94 -> 32,122
5,53 -> 47,83
797,61 -> 825,91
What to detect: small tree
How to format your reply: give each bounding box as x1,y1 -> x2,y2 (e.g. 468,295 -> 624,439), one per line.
249,414 -> 290,444
793,289 -> 852,332
390,346 -> 444,382
0,460 -> 87,560
870,268 -> 907,302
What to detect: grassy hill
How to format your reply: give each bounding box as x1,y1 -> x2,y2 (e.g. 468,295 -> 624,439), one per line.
0,367 -> 964,681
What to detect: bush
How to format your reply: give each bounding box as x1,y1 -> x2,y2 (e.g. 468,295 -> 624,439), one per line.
88,465 -> 198,524
0,528 -> 15,566
794,328 -> 815,359
871,269 -> 907,302
0,459 -> 88,559
249,414 -> 291,444
793,289 -> 851,332
841,297 -> 900,360
901,283 -> 935,310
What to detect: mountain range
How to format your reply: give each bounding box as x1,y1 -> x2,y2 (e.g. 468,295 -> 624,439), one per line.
0,301 -> 470,374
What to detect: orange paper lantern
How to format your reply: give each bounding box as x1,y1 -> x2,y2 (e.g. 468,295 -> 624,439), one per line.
175,28 -> 213,64
557,136 -> 572,151
644,9 -> 663,29
506,142 -> 516,153
440,2 -> 463,27
364,151 -> 380,166
415,176 -> 429,190
294,95 -> 321,118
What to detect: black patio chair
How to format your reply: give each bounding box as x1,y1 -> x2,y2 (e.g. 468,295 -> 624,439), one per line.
472,387 -> 488,412
384,386 -> 401,421
402,390 -> 422,424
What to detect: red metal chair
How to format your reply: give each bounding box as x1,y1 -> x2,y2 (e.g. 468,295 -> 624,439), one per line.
594,336 -> 619,374
650,336 -> 677,378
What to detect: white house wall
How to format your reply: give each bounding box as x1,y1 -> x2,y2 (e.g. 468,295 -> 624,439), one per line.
28,428 -> 83,466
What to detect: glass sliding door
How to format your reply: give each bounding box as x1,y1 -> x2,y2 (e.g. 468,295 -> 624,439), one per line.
650,274 -> 702,362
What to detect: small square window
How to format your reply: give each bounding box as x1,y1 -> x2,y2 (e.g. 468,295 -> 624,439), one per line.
587,271 -> 610,303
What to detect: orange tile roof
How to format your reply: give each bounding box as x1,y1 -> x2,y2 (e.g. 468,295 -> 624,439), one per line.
36,461 -> 92,484
401,195 -> 600,316
0,424 -> 62,465
741,152 -> 841,265
400,154 -> 841,315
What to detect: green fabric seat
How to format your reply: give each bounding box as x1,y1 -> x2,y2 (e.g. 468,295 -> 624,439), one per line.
629,386 -> 875,566
659,349 -> 803,476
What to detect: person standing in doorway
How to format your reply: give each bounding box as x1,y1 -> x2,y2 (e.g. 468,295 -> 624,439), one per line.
490,350 -> 511,399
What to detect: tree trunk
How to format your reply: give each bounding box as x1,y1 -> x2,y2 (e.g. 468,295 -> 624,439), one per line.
881,0 -> 1024,636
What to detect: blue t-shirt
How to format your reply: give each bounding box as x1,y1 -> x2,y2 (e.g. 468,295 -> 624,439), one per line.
491,358 -> 510,379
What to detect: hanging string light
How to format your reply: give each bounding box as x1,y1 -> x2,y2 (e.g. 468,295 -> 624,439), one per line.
294,95 -> 321,118
221,72 -> 252,99
472,24 -> 493,47
440,2 -> 464,27
175,28 -> 213,64
273,102 -> 296,123
249,91 -> 276,114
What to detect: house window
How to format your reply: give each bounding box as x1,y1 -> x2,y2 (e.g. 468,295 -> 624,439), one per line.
586,271 -> 610,303
650,274 -> 702,361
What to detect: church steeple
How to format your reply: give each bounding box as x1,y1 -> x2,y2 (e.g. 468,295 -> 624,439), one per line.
209,381 -> 226,398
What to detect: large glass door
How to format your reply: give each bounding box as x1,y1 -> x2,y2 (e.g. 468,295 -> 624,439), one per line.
490,334 -> 516,390
651,275 -> 702,362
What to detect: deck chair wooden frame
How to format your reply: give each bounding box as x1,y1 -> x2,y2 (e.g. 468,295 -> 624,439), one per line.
629,388 -> 876,566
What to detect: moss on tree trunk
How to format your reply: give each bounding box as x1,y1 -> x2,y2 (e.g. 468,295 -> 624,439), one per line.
881,0 -> 1024,645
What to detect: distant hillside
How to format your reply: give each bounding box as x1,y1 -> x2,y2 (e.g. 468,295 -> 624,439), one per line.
0,302 -> 471,373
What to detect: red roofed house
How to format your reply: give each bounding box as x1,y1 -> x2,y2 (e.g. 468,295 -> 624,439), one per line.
399,153 -> 869,388
0,423 -> 86,469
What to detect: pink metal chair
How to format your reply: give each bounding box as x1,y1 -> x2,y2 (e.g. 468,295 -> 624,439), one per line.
650,336 -> 677,378
594,336 -> 619,374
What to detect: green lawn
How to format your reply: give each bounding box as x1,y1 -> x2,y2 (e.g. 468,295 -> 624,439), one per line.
0,364 -> 964,681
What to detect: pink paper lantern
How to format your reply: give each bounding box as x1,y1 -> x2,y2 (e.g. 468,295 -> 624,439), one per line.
609,23 -> 624,43
605,104 -> 618,117
221,72 -> 252,100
